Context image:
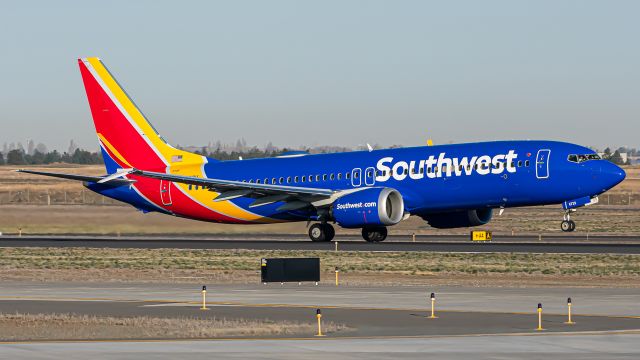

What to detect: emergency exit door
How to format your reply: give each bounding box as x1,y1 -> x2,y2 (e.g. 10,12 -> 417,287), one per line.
536,149 -> 551,179
160,180 -> 172,205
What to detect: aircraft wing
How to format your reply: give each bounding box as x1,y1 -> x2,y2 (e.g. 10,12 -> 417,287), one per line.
16,169 -> 135,186
18,168 -> 354,211
128,168 -> 343,210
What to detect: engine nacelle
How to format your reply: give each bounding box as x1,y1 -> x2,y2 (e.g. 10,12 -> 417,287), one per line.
331,187 -> 404,228
421,208 -> 493,229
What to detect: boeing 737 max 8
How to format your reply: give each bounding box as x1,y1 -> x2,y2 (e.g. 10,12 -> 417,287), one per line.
19,58 -> 626,242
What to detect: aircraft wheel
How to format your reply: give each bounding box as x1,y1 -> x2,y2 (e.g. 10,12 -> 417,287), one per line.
561,221 -> 572,232
309,223 -> 326,242
362,227 -> 388,242
568,220 -> 576,232
323,223 -> 335,242
309,223 -> 334,242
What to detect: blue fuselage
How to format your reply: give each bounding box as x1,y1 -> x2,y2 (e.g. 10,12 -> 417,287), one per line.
189,140 -> 625,222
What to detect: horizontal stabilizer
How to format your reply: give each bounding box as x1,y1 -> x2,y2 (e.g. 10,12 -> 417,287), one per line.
98,168 -> 135,183
16,169 -> 135,186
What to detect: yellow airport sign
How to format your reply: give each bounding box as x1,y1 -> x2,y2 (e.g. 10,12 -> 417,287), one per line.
470,230 -> 492,241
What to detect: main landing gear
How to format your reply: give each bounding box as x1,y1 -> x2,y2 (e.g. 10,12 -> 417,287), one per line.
362,226 -> 388,242
561,209 -> 576,232
308,223 -> 335,242
307,223 -> 389,242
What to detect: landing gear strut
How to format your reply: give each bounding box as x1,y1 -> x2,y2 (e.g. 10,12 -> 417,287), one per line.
561,210 -> 576,232
308,223 -> 335,242
362,227 -> 388,242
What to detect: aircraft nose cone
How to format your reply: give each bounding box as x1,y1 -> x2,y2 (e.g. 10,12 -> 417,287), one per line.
599,161 -> 626,189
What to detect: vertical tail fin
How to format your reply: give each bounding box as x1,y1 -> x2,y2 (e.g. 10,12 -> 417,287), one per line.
78,57 -> 206,173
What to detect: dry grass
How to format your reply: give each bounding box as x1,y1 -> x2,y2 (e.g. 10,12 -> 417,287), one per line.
0,312 -> 348,341
1,247 -> 640,287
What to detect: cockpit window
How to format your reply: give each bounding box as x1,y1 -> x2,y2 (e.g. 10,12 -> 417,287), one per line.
568,153 -> 601,163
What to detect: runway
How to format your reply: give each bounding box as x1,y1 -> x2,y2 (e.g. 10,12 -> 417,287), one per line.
1,235 -> 640,253
4,334 -> 640,360
1,283 -> 640,359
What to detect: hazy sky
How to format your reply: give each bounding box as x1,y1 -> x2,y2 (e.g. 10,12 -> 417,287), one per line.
1,0 -> 638,151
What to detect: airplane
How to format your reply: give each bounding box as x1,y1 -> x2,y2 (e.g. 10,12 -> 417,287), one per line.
19,58 -> 626,242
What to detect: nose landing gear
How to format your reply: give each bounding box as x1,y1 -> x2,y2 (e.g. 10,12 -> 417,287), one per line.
561,210 -> 576,232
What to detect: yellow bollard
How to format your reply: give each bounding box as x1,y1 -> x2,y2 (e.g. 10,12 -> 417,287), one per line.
428,292 -> 438,318
536,303 -> 544,330
315,309 -> 325,336
200,286 -> 209,310
564,297 -> 575,324
335,267 -> 339,287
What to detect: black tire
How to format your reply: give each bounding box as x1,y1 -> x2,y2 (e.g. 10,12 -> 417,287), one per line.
561,221 -> 572,232
309,223 -> 326,242
362,227 -> 388,242
568,220 -> 576,232
323,224 -> 335,242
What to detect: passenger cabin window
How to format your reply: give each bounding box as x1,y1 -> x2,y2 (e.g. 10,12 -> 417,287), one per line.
525,160 -> 530,167
337,173 -> 342,180
294,176 -> 299,183
346,172 -> 351,180
330,174 -> 335,180
322,174 -> 327,181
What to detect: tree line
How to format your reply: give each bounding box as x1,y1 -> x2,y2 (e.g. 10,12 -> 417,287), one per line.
0,148 -> 102,165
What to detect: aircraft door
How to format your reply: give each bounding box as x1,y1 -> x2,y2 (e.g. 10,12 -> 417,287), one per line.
364,167 -> 376,186
160,180 -> 173,205
351,168 -> 362,187
536,149 -> 551,179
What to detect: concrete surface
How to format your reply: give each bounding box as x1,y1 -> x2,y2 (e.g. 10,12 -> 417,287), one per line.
2,334 -> 640,359
2,235 -> 640,253
1,283 -> 639,316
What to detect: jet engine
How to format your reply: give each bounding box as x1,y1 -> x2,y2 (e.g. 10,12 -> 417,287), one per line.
331,187 -> 404,228
420,208 -> 493,229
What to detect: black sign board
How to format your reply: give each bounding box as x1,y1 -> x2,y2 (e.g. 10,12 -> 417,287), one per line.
261,258 -> 320,283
